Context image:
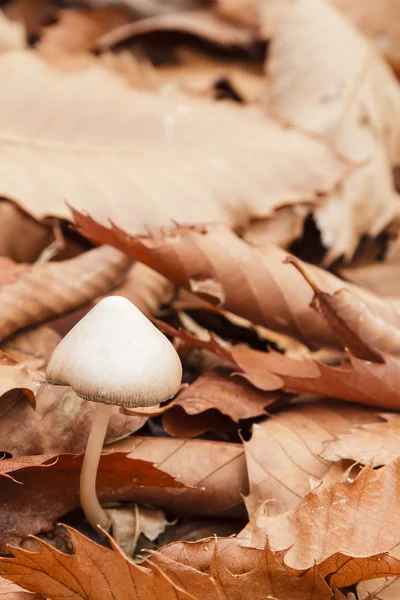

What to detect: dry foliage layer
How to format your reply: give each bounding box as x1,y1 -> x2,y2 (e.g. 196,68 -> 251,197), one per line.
1,1 -> 400,599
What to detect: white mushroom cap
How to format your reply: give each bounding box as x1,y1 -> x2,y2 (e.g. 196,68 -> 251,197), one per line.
46,296 -> 182,408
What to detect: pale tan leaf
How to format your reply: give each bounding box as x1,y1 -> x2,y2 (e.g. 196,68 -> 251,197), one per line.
1,325 -> 61,369
0,9 -> 25,51
0,575 -> 43,599
0,51 -> 347,234
244,400 -> 380,516
96,9 -> 256,51
0,246 -> 132,340
0,385 -> 145,457
266,0 -> 400,261
358,577 -> 400,599
321,413 -> 400,467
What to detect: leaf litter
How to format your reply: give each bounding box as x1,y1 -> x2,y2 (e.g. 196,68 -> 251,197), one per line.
1,0 -> 400,598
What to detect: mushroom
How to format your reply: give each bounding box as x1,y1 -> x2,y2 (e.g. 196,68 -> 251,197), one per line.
46,295 -> 182,532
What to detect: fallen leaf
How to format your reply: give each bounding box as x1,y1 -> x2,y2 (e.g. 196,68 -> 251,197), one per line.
0,51 -> 347,234
0,436 -> 247,549
0,9 -> 25,51
357,576 -> 400,599
38,8 -> 130,58
159,369 -> 278,437
0,246 -> 132,340
243,400 -> 380,516
332,0 -> 400,73
0,526 -> 195,600
95,9 -> 256,51
151,538 -> 333,599
71,217 -> 400,350
254,460 -> 400,574
266,0 -> 400,262
1,325 -> 61,369
106,505 -> 169,557
0,352 -> 42,407
0,385 -> 145,457
0,447 -> 187,550
321,413 -> 400,467
0,574 -> 43,599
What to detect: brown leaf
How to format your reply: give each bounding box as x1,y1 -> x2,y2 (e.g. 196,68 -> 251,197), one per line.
321,413 -> 400,467
357,576 -> 400,599
0,575 -> 43,599
254,460 -> 400,574
150,538 -> 333,599
0,526 -> 195,600
0,352 -> 42,407
160,370 -> 277,437
266,0 -> 400,262
1,326 -> 61,369
0,51 -> 347,234
0,385 -> 145,457
0,448 -> 187,550
0,246 -> 132,340
95,9 -> 256,51
72,217 -> 400,350
0,437 -> 247,549
38,8 -> 130,58
243,400 -> 380,516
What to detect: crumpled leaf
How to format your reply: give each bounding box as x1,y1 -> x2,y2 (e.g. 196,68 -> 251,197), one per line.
0,385 -> 145,457
0,351 -> 42,407
0,246 -> 132,340
141,370 -> 278,437
266,0 -> 400,262
243,400 -> 380,516
0,447 -> 188,550
0,526 -> 195,600
320,413 -> 400,467
149,538 -> 333,599
0,436 -> 247,549
71,216 -> 400,350
95,9 -> 256,51
0,51 -> 347,234
251,460 -> 400,576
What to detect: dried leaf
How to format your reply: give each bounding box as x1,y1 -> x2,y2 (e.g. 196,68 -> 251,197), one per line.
255,460 -> 400,575
71,217 -> 400,350
0,448 -> 188,550
0,575 -> 42,599
0,436 -> 247,548
0,246 -> 132,340
357,576 -> 400,599
160,370 -> 277,437
0,526 -> 195,600
321,413 -> 400,467
1,325 -> 61,369
244,400 -> 380,516
151,538 -> 333,599
267,0 -> 400,261
0,51 -> 347,234
0,352 -> 42,407
38,8 -> 130,58
0,385 -> 145,457
96,9 -> 255,51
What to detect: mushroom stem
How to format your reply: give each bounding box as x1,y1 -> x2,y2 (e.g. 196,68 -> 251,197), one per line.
80,402 -> 113,532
